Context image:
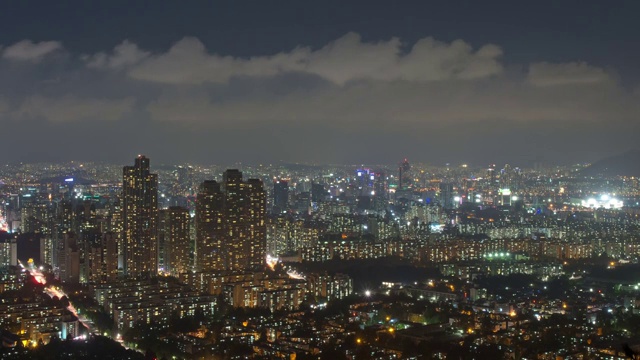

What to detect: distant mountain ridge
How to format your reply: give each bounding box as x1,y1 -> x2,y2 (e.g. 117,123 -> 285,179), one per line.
581,149 -> 640,177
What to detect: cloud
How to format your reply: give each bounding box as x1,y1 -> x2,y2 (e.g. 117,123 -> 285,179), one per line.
2,40 -> 62,61
145,73 -> 637,130
293,33 -> 503,84
84,40 -> 150,69
126,33 -> 504,85
528,61 -> 611,86
14,95 -> 135,123
0,35 -> 638,165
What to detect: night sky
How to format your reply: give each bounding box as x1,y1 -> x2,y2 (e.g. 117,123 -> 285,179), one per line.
0,0 -> 639,166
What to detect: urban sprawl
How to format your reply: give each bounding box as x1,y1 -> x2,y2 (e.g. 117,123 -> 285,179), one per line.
1,157 -> 639,359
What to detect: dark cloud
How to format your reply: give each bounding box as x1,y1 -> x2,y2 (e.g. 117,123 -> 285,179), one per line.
14,95 -> 135,123
528,62 -> 612,87
0,33 -> 638,166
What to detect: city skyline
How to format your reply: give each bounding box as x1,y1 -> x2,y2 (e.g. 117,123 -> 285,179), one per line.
2,151 -> 640,358
0,1 -> 639,166
3,3 -> 640,358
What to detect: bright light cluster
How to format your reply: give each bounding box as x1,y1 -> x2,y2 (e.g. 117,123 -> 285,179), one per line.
581,194 -> 623,209
266,254 -> 279,270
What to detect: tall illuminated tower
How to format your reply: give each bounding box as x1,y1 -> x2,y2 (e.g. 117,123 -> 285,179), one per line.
221,170 -> 266,270
122,155 -> 158,278
222,170 -> 245,270
195,171 -> 266,271
159,206 -> 190,276
195,180 -> 224,271
246,178 -> 266,269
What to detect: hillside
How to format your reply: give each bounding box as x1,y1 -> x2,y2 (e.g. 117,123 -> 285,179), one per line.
581,149 -> 640,177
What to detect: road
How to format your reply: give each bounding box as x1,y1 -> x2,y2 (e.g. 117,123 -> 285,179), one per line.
18,260 -> 93,335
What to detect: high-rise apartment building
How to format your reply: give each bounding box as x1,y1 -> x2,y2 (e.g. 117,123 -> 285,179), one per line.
245,178 -> 266,269
0,237 -> 17,268
195,170 -> 266,271
56,232 -> 79,283
195,181 -> 224,271
122,155 -> 158,278
159,206 -> 191,276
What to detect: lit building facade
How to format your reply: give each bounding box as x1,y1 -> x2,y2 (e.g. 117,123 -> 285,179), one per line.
0,238 -> 17,268
122,155 -> 158,278
159,206 -> 191,276
195,180 -> 224,271
195,170 -> 266,272
85,232 -> 118,283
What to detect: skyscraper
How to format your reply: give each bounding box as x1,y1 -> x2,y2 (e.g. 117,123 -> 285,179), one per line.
373,171 -> 387,210
222,169 -> 245,270
122,155 -> 158,278
487,164 -> 496,185
195,170 -> 266,271
223,170 -> 266,270
56,232 -> 79,283
195,180 -> 224,271
273,179 -> 289,214
398,158 -> 411,190
158,206 -> 190,276
245,178 -> 266,269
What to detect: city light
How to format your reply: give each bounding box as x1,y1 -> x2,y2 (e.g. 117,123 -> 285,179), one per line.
266,254 -> 279,270
18,260 -> 92,332
580,195 -> 623,209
